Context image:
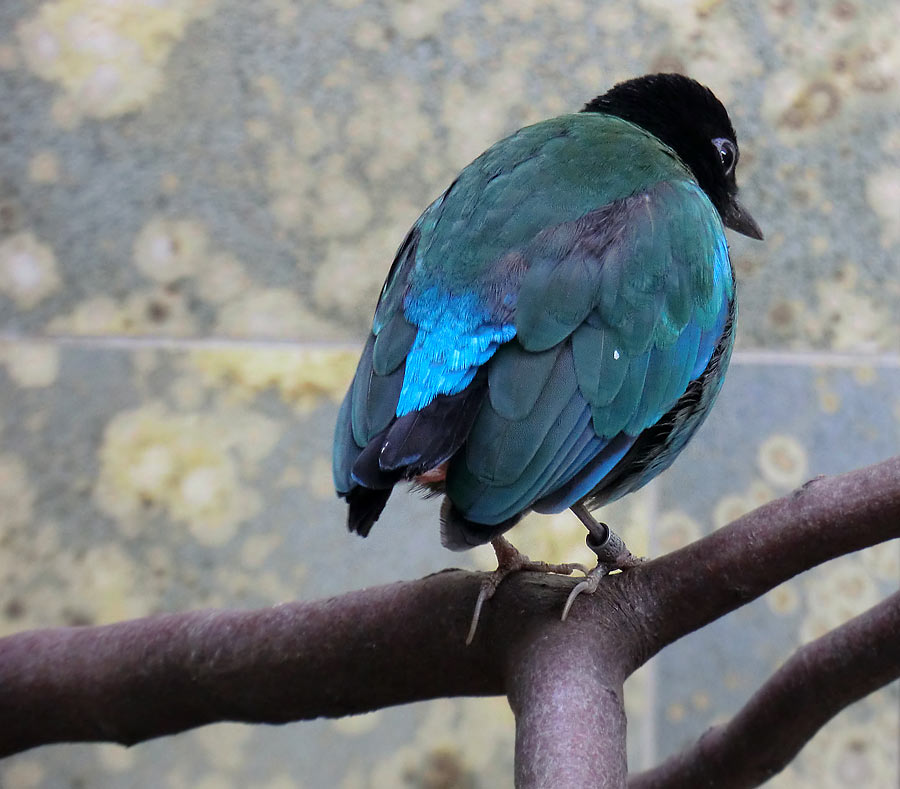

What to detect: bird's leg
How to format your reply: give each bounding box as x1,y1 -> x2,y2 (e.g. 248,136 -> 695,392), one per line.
561,503 -> 643,621
466,535 -> 587,644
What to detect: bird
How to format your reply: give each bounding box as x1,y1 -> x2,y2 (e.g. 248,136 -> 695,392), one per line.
332,73 -> 763,640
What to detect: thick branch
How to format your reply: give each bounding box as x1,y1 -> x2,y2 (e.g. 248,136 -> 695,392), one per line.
630,590 -> 900,789
623,455 -> 900,660
0,569 -> 638,762
507,602 -> 633,788
0,455 -> 897,768
0,570 -> 494,756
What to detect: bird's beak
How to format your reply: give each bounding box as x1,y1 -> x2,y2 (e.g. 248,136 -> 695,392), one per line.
722,198 -> 764,240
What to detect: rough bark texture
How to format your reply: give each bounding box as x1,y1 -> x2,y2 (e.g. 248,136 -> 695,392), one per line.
1,456 -> 898,787
629,590 -> 900,788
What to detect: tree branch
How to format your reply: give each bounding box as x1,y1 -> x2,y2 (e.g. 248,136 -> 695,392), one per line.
629,589 -> 900,789
506,598 -> 635,788
620,455 -> 900,660
0,570 -> 498,757
0,455 -> 897,788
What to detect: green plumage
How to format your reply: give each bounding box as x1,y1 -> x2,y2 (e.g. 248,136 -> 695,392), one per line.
487,342 -> 559,421
382,115 -> 691,306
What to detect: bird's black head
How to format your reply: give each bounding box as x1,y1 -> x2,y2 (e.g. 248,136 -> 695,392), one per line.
583,73 -> 763,239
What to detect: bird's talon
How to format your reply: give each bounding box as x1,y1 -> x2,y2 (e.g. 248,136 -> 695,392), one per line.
466,580 -> 494,645
465,537 -> 589,643
561,568 -> 606,621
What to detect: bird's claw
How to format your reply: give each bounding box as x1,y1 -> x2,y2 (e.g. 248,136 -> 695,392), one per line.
561,564 -> 609,621
466,517 -> 643,641
466,578 -> 494,645
560,545 -> 643,620
465,537 -> 587,644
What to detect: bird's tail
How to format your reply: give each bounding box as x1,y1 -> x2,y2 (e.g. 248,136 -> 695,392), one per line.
344,486 -> 393,537
338,373 -> 488,539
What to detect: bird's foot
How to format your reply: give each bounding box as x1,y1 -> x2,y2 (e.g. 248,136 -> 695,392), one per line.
466,535 -> 586,645
562,504 -> 643,620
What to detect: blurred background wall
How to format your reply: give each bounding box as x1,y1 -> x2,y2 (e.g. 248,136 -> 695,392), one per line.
0,0 -> 898,786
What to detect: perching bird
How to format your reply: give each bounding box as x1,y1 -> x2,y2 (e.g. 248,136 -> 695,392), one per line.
333,73 -> 762,637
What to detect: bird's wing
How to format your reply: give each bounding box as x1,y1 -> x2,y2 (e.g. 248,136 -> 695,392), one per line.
444,179 -> 734,529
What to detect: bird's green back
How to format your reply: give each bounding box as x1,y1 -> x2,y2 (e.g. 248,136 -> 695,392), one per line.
409,113 -> 692,292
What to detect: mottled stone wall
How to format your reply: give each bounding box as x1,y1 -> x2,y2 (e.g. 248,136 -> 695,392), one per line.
0,1 -> 897,787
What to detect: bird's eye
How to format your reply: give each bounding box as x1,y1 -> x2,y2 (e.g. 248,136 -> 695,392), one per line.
713,138 -> 737,175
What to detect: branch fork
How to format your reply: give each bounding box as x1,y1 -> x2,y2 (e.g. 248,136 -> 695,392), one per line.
1,456 -> 898,789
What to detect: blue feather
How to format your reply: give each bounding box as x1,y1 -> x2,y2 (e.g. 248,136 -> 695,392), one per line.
397,286 -> 515,416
